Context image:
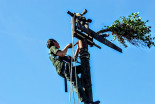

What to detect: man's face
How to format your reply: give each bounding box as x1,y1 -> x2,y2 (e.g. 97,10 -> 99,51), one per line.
54,41 -> 60,49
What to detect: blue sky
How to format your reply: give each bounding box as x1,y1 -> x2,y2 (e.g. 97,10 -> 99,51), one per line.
0,0 -> 155,104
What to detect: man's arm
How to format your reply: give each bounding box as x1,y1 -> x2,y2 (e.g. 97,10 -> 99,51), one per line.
74,46 -> 80,58
56,43 -> 72,57
73,40 -> 83,59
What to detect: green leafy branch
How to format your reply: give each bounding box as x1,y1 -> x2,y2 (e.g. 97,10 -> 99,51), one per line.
97,12 -> 155,48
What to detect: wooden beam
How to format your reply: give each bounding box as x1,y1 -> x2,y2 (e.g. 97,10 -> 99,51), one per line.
75,30 -> 101,49
77,24 -> 122,53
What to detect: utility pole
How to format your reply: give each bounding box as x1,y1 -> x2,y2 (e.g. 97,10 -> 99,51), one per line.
67,9 -> 122,103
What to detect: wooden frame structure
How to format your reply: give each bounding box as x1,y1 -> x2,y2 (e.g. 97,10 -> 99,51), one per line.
67,9 -> 122,103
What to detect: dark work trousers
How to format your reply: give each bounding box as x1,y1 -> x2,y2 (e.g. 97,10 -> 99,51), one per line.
60,48 -> 92,102
61,61 -> 87,102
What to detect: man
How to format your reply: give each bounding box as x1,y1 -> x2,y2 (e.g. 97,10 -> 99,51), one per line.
47,39 -> 89,103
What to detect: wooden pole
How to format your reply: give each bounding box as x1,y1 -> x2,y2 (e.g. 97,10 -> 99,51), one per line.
80,22 -> 93,102
71,14 -> 93,102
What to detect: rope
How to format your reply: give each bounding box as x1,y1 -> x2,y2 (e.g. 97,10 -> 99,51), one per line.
69,34 -> 80,104
69,61 -> 74,104
69,15 -> 80,104
69,61 -> 76,104
74,60 -> 80,104
73,39 -> 80,104
69,33 -> 75,104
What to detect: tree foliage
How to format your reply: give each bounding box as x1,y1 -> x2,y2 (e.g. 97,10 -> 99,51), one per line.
97,12 -> 155,48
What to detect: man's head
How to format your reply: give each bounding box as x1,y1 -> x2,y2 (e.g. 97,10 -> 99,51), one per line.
47,39 -> 60,49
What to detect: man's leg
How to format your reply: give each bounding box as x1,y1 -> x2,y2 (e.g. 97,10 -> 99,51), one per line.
64,63 -> 87,102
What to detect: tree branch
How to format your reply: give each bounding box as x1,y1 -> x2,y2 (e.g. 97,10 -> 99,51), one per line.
96,28 -> 111,34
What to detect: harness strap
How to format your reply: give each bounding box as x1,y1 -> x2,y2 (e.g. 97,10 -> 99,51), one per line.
64,77 -> 68,92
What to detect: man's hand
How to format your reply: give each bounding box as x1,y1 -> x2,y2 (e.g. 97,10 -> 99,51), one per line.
67,43 -> 72,48
74,41 -> 78,46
